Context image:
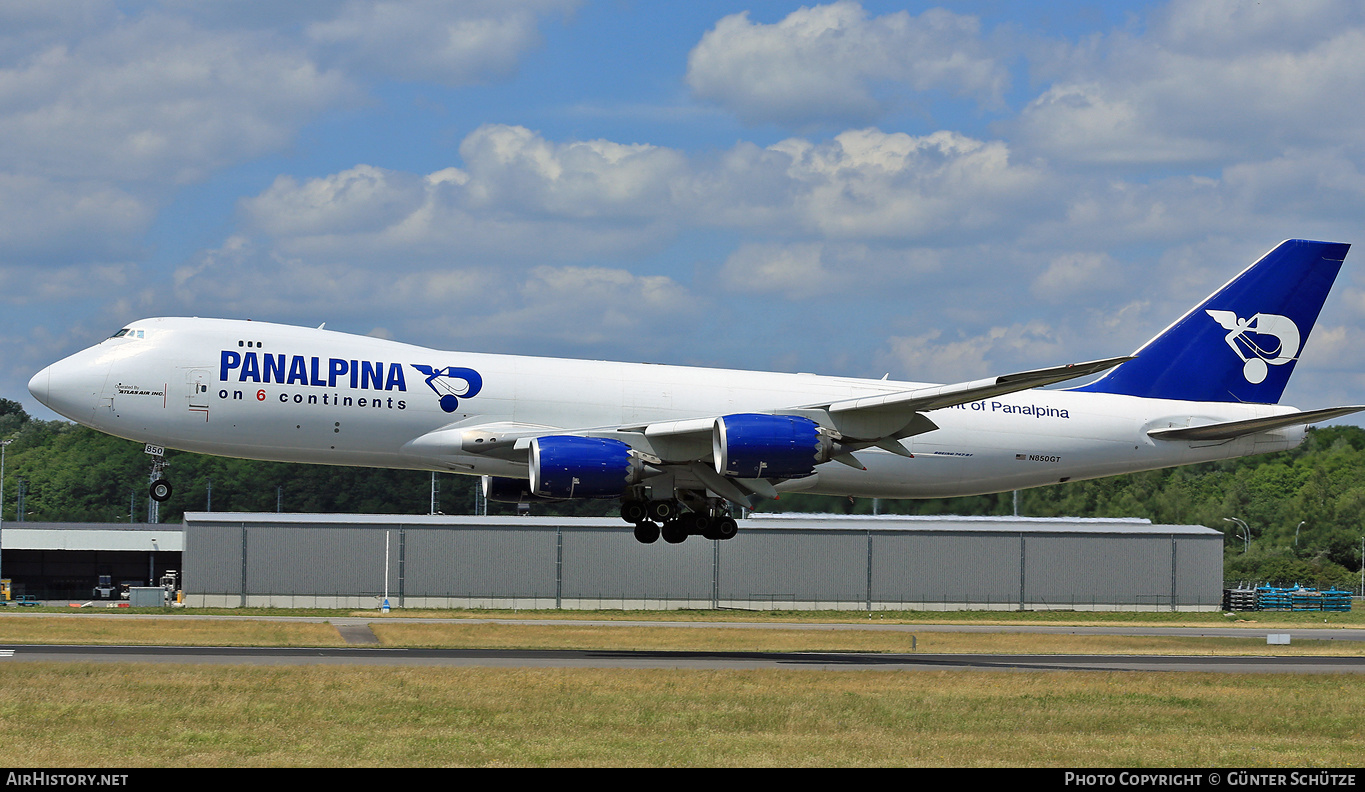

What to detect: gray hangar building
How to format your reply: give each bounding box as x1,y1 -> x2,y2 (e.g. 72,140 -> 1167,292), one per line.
178,512 -> 1224,611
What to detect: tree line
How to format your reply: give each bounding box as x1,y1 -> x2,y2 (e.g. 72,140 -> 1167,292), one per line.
2,397 -> 1362,588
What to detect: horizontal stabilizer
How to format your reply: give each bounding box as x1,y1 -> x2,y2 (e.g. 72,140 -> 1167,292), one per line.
1148,405 -> 1365,441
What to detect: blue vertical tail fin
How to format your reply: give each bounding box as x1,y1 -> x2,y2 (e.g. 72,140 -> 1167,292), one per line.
1072,239 -> 1350,403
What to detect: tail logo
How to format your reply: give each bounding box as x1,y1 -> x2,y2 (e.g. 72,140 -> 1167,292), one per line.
1205,310 -> 1301,384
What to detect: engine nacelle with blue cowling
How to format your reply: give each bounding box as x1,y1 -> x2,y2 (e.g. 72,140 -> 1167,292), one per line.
712,413 -> 833,479
529,435 -> 648,499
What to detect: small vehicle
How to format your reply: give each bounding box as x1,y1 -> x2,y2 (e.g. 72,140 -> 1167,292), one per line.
93,574 -> 117,599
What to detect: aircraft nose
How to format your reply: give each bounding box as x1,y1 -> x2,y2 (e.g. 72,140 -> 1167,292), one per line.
28,351 -> 108,423
27,366 -> 50,409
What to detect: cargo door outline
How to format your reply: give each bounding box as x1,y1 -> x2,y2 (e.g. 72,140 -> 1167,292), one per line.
188,369 -> 211,421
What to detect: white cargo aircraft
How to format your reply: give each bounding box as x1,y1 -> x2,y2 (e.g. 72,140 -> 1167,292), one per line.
28,239 -> 1362,544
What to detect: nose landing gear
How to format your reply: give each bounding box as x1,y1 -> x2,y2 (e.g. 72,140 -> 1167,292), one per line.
146,444 -> 172,503
150,478 -> 173,502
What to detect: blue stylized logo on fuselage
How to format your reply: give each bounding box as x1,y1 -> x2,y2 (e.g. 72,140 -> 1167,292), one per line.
412,365 -> 483,412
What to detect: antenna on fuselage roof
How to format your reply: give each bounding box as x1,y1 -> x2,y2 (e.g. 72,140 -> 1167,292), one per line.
318,323 -> 326,330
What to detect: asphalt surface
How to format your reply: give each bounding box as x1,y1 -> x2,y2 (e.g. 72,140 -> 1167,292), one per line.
9,609 -> 1365,640
3,643 -> 1364,673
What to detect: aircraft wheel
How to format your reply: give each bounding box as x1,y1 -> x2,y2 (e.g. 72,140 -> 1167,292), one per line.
621,500 -> 648,524
712,516 -> 738,541
633,521 -> 660,544
149,479 -> 173,502
661,519 -> 688,544
647,500 -> 676,522
685,511 -> 711,536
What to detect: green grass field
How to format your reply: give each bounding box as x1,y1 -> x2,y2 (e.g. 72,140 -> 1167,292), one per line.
1,608 -> 1363,767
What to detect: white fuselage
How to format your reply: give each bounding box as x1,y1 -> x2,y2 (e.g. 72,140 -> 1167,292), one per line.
29,317 -> 1302,499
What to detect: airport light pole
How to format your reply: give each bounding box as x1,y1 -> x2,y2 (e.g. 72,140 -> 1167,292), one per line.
0,439 -> 13,598
1295,521 -> 1305,547
1223,517 -> 1251,553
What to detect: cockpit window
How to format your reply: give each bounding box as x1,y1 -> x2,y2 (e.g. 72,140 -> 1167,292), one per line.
109,328 -> 145,339
111,329 -> 130,338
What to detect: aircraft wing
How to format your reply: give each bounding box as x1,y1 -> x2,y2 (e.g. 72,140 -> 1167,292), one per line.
1147,405 -> 1365,441
444,355 -> 1130,505
626,355 -> 1131,464
809,356 -> 1131,440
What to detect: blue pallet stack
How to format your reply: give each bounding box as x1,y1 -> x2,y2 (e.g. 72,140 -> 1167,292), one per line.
1256,586 -> 1291,610
1290,587 -> 1322,611
1322,588 -> 1353,612
1240,585 -> 1353,612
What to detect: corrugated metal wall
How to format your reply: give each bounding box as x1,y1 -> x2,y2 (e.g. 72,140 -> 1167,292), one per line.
245,523 -> 389,595
872,532 -> 1023,606
405,526 -> 555,599
1025,534 -> 1172,606
187,521 -> 243,595
720,529 -> 867,607
560,527 -> 713,603
183,515 -> 1224,610
1175,535 -> 1223,606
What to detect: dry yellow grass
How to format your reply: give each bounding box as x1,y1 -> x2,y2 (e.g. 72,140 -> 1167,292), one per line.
372,621 -> 1365,656
0,663 -> 1360,767
0,616 -> 343,647
346,607 -> 1365,628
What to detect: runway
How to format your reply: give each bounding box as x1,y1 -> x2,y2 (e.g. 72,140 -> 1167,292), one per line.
5,612 -> 1364,673
4,643 -> 1365,673
10,610 -> 1365,644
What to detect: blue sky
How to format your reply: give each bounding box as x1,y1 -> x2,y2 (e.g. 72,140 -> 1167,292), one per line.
5,0 -> 1365,422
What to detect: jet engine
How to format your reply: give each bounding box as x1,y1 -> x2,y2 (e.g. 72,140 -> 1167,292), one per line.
712,413 -> 833,479
482,475 -> 564,504
529,435 -> 648,498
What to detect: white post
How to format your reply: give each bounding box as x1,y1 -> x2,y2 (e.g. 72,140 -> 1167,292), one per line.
0,440 -> 10,597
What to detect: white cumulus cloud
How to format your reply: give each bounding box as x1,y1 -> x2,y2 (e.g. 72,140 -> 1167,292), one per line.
1015,2 -> 1365,168
686,1 -> 1007,127
0,14 -> 353,185
305,0 -> 578,85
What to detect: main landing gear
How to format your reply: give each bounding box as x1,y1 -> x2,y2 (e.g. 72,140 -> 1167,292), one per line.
621,497 -> 739,545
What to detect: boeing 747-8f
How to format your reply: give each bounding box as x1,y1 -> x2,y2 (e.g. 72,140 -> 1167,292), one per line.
28,239 -> 1362,543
